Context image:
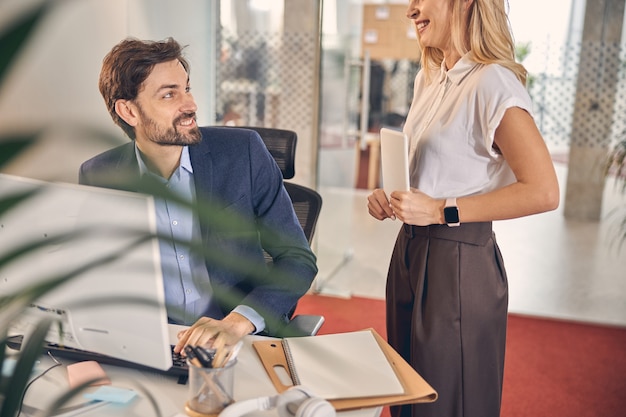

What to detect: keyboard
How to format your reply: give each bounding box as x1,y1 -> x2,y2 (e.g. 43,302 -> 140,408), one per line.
5,335 -> 189,384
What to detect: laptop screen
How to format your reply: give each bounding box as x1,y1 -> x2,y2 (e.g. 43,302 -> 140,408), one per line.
0,173 -> 172,371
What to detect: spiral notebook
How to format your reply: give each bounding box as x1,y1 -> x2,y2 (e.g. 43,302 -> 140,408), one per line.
253,329 -> 437,410
282,330 -> 403,399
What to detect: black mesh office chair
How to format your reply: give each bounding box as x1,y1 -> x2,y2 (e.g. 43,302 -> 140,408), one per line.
224,126 -> 324,335
244,126 -> 297,180
283,182 -> 322,245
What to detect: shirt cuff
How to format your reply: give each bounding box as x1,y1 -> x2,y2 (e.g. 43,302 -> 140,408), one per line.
232,305 -> 266,334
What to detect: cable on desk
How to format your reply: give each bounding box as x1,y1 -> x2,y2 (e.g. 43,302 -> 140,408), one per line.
16,351 -> 62,416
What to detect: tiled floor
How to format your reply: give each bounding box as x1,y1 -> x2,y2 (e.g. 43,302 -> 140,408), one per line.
312,159 -> 626,328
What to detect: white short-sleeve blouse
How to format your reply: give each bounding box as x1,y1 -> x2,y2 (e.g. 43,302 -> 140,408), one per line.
403,54 -> 533,199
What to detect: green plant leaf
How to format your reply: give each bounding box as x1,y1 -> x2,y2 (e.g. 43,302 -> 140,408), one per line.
0,318 -> 53,417
0,3 -> 49,84
0,187 -> 39,220
0,327 -> 11,395
0,138 -> 38,169
604,136 -> 626,250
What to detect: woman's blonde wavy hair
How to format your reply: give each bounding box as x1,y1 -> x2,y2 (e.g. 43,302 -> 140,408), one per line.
418,0 -> 527,85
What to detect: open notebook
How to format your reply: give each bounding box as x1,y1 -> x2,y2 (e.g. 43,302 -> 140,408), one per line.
282,330 -> 404,399
253,329 -> 437,410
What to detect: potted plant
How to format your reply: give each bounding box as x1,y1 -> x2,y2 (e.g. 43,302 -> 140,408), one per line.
0,7 -> 298,415
0,5 -> 168,416
0,5 -> 117,416
604,135 -> 626,250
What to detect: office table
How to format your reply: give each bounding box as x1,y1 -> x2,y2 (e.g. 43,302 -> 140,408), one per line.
19,333 -> 382,417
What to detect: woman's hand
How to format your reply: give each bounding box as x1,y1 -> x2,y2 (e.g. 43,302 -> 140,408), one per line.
368,188 -> 444,226
367,188 -> 396,220
389,189 -> 443,226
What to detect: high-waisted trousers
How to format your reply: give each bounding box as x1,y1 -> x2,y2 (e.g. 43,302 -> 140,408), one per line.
387,222 -> 508,417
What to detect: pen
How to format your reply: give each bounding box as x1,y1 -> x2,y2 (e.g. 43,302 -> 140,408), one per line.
184,345 -> 204,367
192,346 -> 216,368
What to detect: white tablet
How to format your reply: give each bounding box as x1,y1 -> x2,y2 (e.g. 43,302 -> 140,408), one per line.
380,127 -> 410,197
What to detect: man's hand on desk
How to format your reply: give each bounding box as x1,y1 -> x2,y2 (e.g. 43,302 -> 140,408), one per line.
173,312 -> 254,367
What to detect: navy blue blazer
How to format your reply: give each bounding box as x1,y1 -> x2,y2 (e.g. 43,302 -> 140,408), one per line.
79,126 -> 318,334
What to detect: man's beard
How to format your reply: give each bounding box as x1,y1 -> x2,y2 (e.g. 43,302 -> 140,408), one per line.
138,106 -> 202,146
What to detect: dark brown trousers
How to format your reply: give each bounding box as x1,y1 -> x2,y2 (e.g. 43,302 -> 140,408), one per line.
387,222 -> 508,417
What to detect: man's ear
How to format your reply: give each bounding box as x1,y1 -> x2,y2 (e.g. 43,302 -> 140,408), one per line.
114,99 -> 139,127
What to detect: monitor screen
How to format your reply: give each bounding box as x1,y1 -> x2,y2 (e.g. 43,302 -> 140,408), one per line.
0,173 -> 172,371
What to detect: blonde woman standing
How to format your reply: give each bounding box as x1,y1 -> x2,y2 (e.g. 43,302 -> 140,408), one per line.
367,1 -> 559,417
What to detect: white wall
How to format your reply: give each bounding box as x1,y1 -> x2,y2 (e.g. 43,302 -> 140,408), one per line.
0,0 -> 216,183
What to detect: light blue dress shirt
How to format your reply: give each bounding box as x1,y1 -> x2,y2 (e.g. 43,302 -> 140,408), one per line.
135,145 -> 265,332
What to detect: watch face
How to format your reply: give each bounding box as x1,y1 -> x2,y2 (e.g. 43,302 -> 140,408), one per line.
444,206 -> 459,223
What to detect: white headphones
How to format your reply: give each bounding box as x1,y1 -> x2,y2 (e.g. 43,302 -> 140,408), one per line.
218,386 -> 335,417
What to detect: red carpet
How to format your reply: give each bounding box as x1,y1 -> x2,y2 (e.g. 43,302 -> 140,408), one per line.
294,294 -> 626,417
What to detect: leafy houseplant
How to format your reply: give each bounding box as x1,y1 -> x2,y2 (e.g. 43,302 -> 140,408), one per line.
604,136 -> 626,250
0,5 -> 172,416
515,41 -> 536,92
1,5 -> 304,416
0,4 -> 141,415
0,4 -> 56,416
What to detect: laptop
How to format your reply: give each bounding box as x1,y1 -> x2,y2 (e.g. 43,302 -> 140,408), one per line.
0,173 -> 186,378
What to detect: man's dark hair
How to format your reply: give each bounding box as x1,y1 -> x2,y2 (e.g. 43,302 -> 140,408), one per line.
99,37 -> 190,139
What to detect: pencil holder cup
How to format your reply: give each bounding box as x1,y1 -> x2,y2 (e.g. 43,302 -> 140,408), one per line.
185,359 -> 237,417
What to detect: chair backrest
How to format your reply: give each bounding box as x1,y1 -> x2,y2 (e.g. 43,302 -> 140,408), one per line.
284,182 -> 322,243
227,126 -> 297,180
229,126 -> 321,242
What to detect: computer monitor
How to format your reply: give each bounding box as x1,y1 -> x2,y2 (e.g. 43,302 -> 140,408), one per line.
0,173 -> 172,371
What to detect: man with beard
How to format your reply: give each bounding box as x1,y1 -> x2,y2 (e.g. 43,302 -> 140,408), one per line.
79,38 -> 317,364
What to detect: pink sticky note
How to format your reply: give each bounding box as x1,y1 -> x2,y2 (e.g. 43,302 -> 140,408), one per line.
66,361 -> 111,388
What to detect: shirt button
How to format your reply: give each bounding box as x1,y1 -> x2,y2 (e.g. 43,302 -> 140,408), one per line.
179,255 -> 185,260
186,289 -> 192,295
172,220 -> 178,226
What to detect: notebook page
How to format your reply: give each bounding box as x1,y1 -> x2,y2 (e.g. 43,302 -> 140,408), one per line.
282,330 -> 404,400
